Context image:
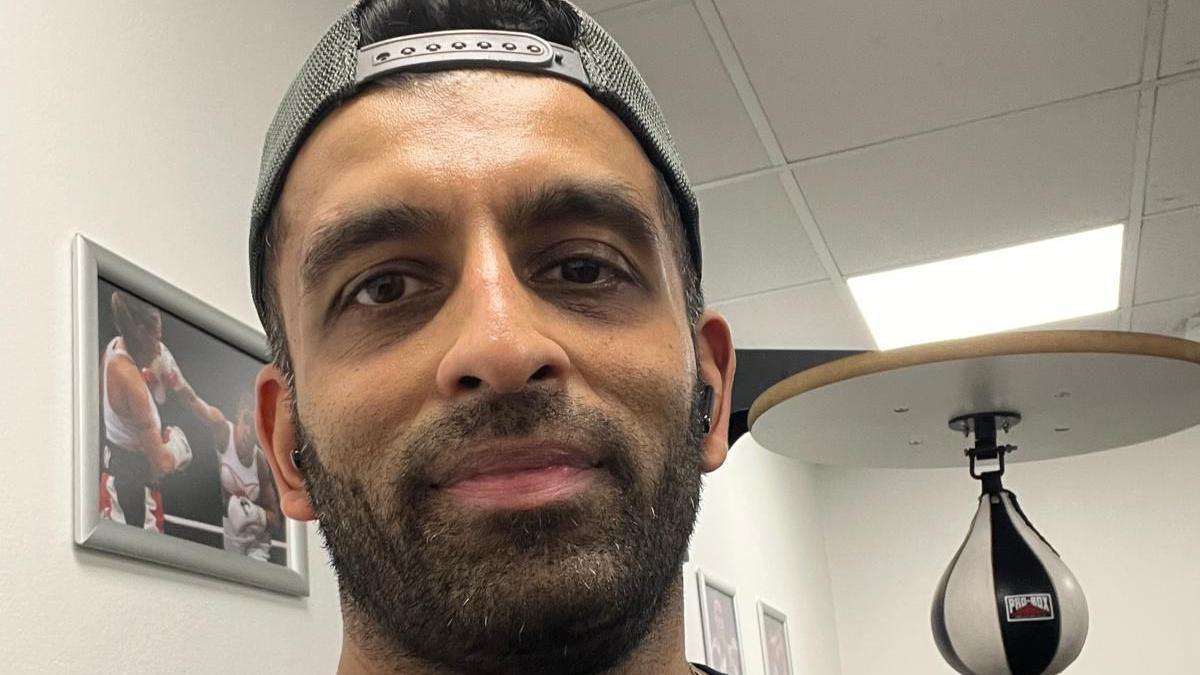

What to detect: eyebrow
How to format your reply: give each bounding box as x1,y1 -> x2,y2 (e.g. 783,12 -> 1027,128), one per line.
300,204 -> 445,297
297,179 -> 664,298
504,179 -> 664,254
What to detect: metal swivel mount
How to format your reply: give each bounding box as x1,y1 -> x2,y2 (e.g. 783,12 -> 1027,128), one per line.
949,412 -> 1021,495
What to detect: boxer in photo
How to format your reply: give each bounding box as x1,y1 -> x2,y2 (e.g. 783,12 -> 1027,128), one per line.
213,394 -> 282,561
98,291 -> 193,532
142,344 -> 284,559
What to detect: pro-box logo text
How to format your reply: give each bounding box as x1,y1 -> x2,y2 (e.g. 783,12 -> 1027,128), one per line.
1004,593 -> 1054,622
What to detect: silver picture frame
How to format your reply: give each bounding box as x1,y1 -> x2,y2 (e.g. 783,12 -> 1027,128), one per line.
72,234 -> 309,596
757,599 -> 794,675
697,568 -> 746,675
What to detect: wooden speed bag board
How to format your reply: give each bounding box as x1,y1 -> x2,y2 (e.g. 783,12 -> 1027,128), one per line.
748,331 -> 1200,468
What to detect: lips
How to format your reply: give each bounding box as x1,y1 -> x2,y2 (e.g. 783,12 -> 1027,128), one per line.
434,439 -> 604,509
435,439 -> 598,485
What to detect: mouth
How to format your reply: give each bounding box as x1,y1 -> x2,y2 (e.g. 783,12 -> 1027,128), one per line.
434,440 -> 604,511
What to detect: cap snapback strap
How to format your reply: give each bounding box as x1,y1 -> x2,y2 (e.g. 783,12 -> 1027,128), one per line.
356,29 -> 591,89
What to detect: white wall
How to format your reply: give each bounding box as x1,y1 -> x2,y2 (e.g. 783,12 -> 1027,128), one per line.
819,424 -> 1200,675
686,436 -> 844,675
0,2 -> 349,673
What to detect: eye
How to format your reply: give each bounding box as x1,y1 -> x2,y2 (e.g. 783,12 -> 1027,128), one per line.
350,271 -> 429,307
539,255 -> 627,285
561,258 -> 603,284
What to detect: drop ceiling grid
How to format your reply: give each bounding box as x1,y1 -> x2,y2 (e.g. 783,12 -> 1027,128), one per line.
710,0 -> 1187,335
710,281 -> 876,349
710,0 -> 1149,162
689,0 -> 876,347
695,174 -> 828,303
592,0 -> 772,183
791,90 -> 1141,277
1117,0 -> 1168,329
588,0 -> 872,343
588,0 -> 1200,344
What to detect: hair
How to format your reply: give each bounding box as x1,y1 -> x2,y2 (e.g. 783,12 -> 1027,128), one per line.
259,0 -> 703,378
110,290 -> 159,341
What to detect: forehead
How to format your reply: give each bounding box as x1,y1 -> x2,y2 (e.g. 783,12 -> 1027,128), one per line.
275,69 -> 664,246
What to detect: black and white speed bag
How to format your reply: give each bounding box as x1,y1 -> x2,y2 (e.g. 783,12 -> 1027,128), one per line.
931,490 -> 1088,674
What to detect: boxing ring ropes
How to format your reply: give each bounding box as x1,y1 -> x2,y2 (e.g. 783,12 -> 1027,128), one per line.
747,330 -> 1200,675
162,514 -> 288,554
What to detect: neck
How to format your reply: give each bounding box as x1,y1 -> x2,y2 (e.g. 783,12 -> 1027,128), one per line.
335,575 -> 693,675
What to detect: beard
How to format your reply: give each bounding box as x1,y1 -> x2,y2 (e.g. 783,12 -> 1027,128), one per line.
293,378 -> 708,675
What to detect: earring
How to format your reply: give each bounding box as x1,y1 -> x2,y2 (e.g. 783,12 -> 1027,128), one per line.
291,448 -> 303,470
700,384 -> 714,435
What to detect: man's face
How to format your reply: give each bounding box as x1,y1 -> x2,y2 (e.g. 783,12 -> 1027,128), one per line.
127,314 -> 162,367
235,404 -> 256,451
262,70 -> 728,672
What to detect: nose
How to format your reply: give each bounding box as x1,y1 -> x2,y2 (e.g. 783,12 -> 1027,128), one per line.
435,235 -> 571,399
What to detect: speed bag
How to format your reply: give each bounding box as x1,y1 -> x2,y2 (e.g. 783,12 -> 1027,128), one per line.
931,489 -> 1088,675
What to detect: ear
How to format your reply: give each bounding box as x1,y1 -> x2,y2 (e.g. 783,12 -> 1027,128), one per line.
255,363 -> 315,521
694,309 -> 736,473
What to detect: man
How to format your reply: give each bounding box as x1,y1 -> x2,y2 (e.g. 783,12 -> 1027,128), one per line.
141,337 -> 283,557
171,382 -> 285,559
250,1 -> 736,673
213,394 -> 284,560
99,291 -> 194,532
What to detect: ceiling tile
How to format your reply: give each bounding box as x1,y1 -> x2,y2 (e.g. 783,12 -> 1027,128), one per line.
1021,311 -> 1121,332
697,174 -> 826,302
794,91 -> 1138,275
1132,293 -> 1200,339
573,0 -> 639,14
713,0 -> 1146,160
594,0 -> 770,182
1134,206 -> 1200,304
711,282 -> 875,349
1146,77 -> 1200,214
1161,0 -> 1200,77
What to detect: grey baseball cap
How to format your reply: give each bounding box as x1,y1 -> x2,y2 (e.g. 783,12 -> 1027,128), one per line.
248,0 -> 700,326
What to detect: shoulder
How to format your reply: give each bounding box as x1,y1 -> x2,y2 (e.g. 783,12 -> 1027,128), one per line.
213,419 -> 233,451
106,354 -> 142,389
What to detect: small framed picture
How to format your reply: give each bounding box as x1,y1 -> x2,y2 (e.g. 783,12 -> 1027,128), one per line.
757,599 -> 793,675
72,234 -> 308,595
697,569 -> 745,675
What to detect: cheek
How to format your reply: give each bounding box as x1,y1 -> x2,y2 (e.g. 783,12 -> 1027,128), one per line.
577,320 -> 695,441
299,340 -> 441,477
578,313 -> 693,390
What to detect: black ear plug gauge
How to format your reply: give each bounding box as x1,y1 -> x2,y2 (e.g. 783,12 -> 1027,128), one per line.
700,384 -> 714,434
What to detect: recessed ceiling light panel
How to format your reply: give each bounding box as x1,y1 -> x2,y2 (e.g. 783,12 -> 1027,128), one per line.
847,224 -> 1125,349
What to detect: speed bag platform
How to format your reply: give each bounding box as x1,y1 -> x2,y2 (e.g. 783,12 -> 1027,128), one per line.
932,489 -> 1088,675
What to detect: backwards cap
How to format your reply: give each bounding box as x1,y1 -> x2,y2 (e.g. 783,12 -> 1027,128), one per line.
248,0 -> 700,326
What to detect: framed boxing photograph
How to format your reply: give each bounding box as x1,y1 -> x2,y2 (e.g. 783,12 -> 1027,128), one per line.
72,234 -> 308,596
696,569 -> 746,675
756,599 -> 793,675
